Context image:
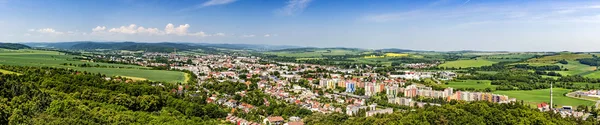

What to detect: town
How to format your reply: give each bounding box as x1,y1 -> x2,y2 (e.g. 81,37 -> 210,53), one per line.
77,50 -> 592,124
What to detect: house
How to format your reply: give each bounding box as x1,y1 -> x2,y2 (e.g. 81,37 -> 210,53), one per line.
263,116 -> 285,125
537,102 -> 550,112
284,121 -> 304,125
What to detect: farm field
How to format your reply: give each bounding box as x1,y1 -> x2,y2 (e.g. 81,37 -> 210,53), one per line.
438,59 -> 497,68
0,49 -> 185,83
443,80 -> 496,90
582,71 -> 600,79
555,61 -> 596,76
526,53 -> 593,63
477,53 -> 539,62
493,88 -> 595,107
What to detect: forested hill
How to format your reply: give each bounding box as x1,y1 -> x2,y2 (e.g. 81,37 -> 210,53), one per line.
0,65 -> 227,124
0,43 -> 30,50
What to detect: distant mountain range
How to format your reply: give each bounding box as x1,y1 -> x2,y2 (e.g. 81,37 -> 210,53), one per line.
23,41 -> 306,52
22,41 -> 475,53
0,43 -> 31,50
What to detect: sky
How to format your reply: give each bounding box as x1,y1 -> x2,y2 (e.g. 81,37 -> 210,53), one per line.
1,0 -> 600,51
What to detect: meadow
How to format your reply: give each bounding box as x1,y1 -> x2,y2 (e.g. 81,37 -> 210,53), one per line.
0,49 -> 185,83
477,53 -> 539,62
493,88 -> 595,107
438,59 -> 497,68
443,80 -> 497,90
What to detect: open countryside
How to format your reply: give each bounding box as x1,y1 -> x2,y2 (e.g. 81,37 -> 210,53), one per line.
3,0 -> 600,124
0,49 -> 185,83
493,88 -> 595,107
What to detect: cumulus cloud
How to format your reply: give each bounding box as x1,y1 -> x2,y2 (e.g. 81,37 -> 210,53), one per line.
264,34 -> 271,37
92,26 -> 106,32
277,0 -> 313,16
201,0 -> 237,7
165,23 -> 190,36
34,28 -> 64,35
92,23 -> 220,37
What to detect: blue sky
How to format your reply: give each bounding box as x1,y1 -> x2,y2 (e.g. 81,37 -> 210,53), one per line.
1,0 -> 600,51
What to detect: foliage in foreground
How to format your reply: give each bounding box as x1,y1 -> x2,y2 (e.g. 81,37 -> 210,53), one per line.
304,101 -> 597,125
0,65 -> 227,124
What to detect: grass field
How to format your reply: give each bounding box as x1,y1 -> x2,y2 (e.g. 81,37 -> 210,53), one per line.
493,88 -> 595,107
478,53 -> 539,62
527,53 -> 593,63
438,59 -> 497,68
443,80 -> 496,90
0,49 -> 185,83
555,61 -> 596,76
583,71 -> 600,78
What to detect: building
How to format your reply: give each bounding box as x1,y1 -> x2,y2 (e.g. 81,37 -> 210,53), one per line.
263,116 -> 285,125
365,108 -> 393,117
346,82 -> 356,93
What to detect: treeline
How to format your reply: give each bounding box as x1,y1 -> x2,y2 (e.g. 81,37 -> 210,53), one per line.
578,57 -> 600,66
303,101 -> 597,125
513,64 -> 563,71
0,65 -> 227,124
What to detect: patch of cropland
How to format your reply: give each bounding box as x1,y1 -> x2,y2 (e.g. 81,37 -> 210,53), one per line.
493,88 -> 595,107
477,53 -> 540,62
0,49 -> 185,83
438,59 -> 497,68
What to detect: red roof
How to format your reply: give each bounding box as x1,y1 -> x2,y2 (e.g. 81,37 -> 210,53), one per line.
537,102 -> 548,108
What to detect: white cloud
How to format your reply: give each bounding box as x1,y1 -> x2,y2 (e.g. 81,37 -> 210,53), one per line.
241,34 -> 255,37
586,5 -> 600,9
264,34 -> 271,37
92,23 -> 223,37
277,0 -> 313,16
554,9 -> 576,14
92,26 -> 106,32
109,24 -> 138,34
201,0 -> 237,7
165,23 -> 190,36
35,28 -> 64,35
189,31 -> 208,37
213,33 -> 226,36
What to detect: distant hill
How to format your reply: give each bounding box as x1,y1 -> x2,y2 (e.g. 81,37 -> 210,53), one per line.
24,42 -> 304,52
190,43 -> 303,51
376,48 -> 417,53
0,43 -> 31,50
24,42 -> 218,53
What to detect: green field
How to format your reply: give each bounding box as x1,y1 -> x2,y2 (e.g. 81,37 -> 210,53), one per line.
438,59 -> 497,68
493,88 -> 595,107
0,49 -> 185,83
555,61 -> 596,76
478,53 -> 539,62
583,71 -> 600,78
443,80 -> 496,90
526,53 -> 593,63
